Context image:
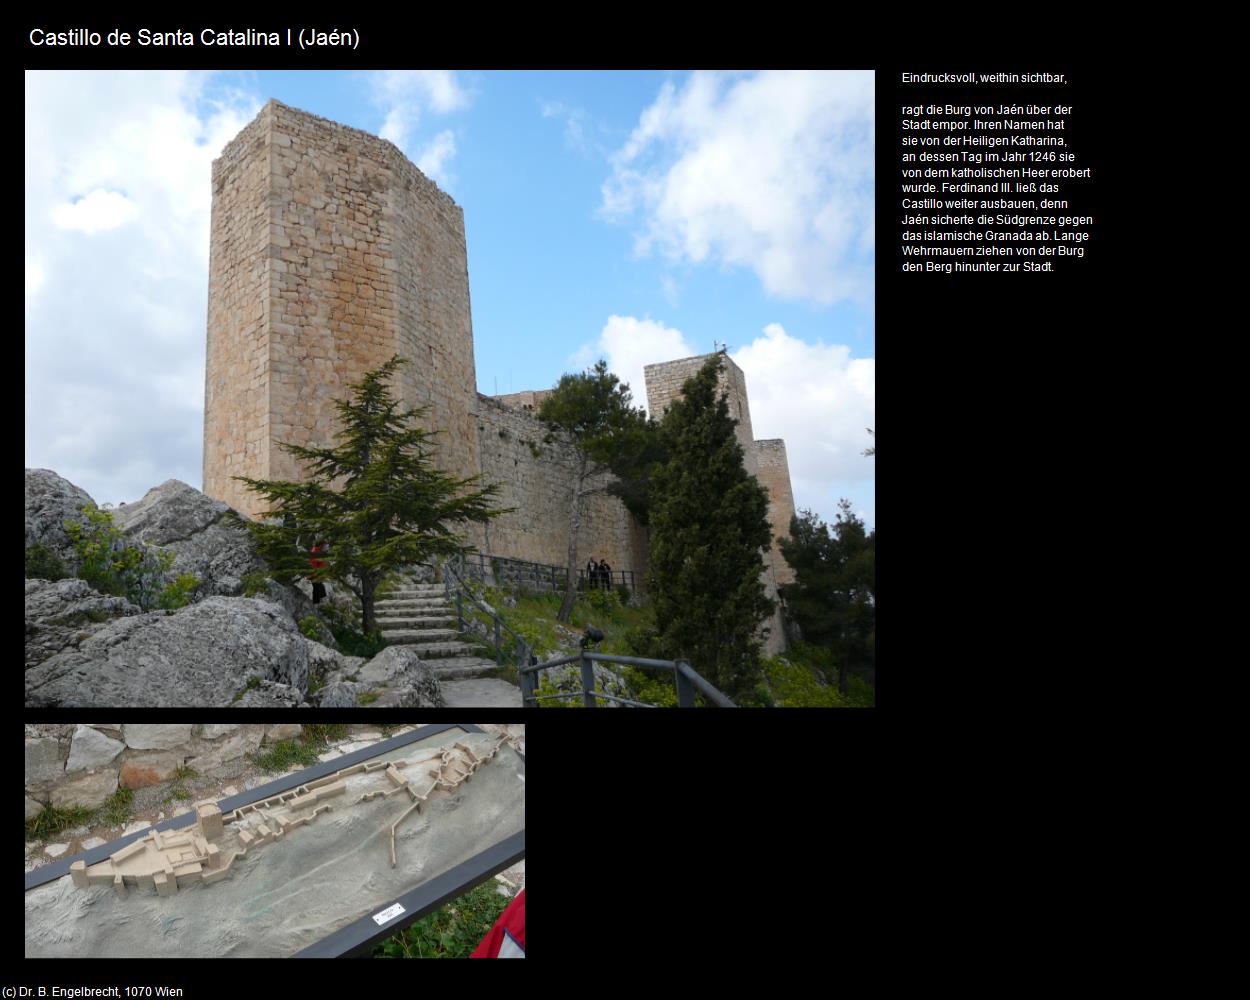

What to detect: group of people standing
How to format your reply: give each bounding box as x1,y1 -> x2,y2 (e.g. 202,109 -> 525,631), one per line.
584,557 -> 614,590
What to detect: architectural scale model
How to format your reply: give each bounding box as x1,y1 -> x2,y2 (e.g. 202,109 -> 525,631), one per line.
69,737 -> 504,898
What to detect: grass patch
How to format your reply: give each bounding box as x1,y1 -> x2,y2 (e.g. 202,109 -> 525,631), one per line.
98,787 -> 134,827
25,803 -> 95,840
249,724 -> 350,773
250,738 -> 321,772
373,879 -> 512,958
358,690 -> 381,705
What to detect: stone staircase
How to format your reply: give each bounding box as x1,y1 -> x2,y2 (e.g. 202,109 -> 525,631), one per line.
375,581 -> 521,707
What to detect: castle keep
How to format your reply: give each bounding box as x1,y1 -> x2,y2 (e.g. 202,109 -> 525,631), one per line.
204,101 -> 796,620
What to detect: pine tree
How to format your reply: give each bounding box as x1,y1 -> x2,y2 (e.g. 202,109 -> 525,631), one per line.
233,356 -> 505,635
536,360 -> 648,622
647,356 -> 775,701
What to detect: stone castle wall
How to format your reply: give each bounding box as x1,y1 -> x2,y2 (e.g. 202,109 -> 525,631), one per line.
755,439 -> 797,587
204,107 -> 274,512
474,394 -> 648,581
202,102 -> 796,624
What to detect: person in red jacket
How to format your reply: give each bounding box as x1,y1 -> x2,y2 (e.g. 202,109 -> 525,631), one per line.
471,889 -> 525,958
309,540 -> 327,604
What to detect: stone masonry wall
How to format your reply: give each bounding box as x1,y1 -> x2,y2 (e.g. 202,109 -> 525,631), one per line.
475,394 -> 648,582
24,724 -> 309,820
204,105 -> 274,514
755,439 -> 797,587
204,100 -> 480,518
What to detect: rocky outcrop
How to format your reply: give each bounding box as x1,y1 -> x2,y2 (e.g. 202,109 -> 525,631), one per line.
25,468 -> 95,565
25,598 -> 310,707
308,645 -> 444,708
65,725 -> 125,771
112,480 -> 268,596
25,579 -> 142,669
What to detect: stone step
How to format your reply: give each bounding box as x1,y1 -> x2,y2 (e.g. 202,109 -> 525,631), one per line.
375,597 -> 455,612
376,627 -> 460,643
385,588 -> 448,599
372,616 -> 454,628
440,678 -> 522,708
378,639 -> 482,658
430,657 -> 509,680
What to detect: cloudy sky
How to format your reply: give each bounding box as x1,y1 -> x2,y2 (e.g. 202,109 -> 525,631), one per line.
25,70 -> 874,531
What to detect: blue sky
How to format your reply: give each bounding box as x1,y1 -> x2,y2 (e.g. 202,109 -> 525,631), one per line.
25,70 -> 874,531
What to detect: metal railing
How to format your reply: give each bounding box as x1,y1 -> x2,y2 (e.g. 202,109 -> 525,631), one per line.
517,650 -> 736,709
441,556 -> 534,672
459,552 -> 637,595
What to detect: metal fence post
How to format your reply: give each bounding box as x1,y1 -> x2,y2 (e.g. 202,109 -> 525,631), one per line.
494,619 -> 501,665
674,662 -> 695,707
456,590 -> 463,632
519,665 -> 536,707
580,651 -> 597,708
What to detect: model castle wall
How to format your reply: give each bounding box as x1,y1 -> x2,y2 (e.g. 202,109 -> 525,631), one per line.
204,101 -> 794,617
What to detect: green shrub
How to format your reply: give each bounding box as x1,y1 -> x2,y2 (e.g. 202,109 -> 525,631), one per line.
63,506 -> 178,609
158,573 -> 201,610
329,623 -> 388,658
299,615 -> 323,640
241,571 -> 270,597
373,879 -> 511,958
25,544 -> 69,581
358,690 -> 381,705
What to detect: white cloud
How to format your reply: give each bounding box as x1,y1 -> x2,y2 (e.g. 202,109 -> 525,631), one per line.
415,130 -> 457,188
602,70 -> 874,306
25,70 -> 262,505
370,71 -> 471,185
577,315 -> 697,413
730,323 -> 874,526
51,189 -> 140,234
580,315 -> 874,527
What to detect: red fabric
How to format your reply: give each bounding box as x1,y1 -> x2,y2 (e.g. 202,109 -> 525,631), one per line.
470,889 -> 525,958
309,545 -> 326,570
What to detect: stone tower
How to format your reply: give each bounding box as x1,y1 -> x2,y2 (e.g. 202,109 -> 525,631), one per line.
204,100 -> 481,517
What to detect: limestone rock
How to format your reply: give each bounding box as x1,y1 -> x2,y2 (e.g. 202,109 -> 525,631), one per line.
81,837 -> 106,851
198,724 -> 240,739
112,479 -> 268,596
251,577 -> 320,628
50,768 -> 119,810
25,737 -> 64,784
263,724 -> 302,743
119,752 -> 182,789
25,578 -> 142,668
25,795 -> 45,822
235,680 -> 304,708
45,843 -> 69,858
313,682 -> 361,708
25,598 -> 310,707
24,468 -> 95,565
65,725 -> 125,771
186,727 -> 264,773
124,724 -> 193,750
356,646 -> 445,708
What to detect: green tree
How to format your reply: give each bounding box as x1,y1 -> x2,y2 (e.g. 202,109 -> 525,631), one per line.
778,502 -> 875,695
647,355 -> 775,701
536,359 -> 649,622
234,356 -> 505,634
